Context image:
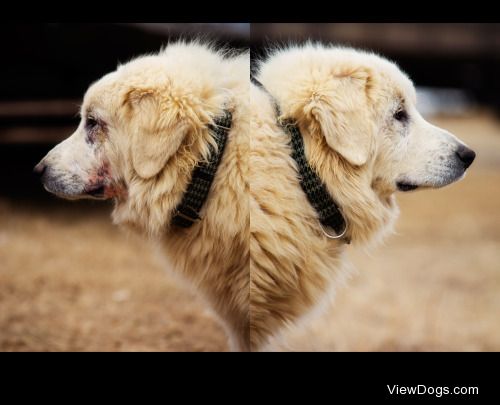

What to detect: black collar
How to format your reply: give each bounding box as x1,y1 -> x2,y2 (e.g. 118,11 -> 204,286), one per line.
252,77 -> 348,241
171,111 -> 232,228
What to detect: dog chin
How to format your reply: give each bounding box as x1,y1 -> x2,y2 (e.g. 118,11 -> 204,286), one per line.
397,169 -> 467,192
430,168 -> 468,189
43,182 -> 108,201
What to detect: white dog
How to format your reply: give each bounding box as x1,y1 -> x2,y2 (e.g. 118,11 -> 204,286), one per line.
35,42 -> 251,351
34,41 -> 476,351
250,44 -> 475,350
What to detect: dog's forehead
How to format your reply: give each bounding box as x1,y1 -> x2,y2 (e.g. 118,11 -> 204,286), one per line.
330,48 -> 418,105
82,71 -> 122,114
393,74 -> 416,104
377,62 -> 416,104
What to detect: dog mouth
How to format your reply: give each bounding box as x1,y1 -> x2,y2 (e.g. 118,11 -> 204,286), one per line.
84,184 -> 108,200
396,167 -> 467,192
396,181 -> 419,192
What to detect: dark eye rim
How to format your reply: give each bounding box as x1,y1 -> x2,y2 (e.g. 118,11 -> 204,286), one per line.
86,115 -> 100,130
393,108 -> 409,122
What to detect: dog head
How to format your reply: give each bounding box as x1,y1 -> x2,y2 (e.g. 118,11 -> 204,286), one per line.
258,45 -> 475,196
257,44 -> 476,242
34,70 -> 126,201
34,42 -> 233,233
359,57 -> 476,194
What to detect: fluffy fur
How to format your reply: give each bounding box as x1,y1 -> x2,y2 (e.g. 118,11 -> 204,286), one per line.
36,41 -> 475,352
36,42 -> 250,351
250,43 -> 474,350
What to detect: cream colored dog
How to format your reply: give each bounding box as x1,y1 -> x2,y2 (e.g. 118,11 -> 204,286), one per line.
35,42 -> 250,351
250,44 -> 475,350
34,41 -> 476,352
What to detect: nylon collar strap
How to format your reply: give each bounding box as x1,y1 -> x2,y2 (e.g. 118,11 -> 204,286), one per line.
171,111 -> 232,228
252,77 -> 348,241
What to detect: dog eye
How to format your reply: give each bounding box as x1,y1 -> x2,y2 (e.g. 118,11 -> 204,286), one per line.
393,108 -> 409,122
86,116 -> 99,131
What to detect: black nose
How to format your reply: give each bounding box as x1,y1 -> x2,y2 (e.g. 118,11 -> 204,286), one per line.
33,162 -> 47,177
455,145 -> 476,169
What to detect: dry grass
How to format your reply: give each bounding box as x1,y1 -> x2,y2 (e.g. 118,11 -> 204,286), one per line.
0,202 -> 226,351
282,112 -> 500,351
1,112 -> 499,351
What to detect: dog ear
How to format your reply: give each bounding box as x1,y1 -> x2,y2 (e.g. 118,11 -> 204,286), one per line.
125,88 -> 188,179
304,68 -> 375,166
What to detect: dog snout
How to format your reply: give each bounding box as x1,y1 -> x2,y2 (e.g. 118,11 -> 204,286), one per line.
455,145 -> 476,169
33,161 -> 47,178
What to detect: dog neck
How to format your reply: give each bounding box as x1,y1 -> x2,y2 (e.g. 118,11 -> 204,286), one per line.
302,130 -> 400,246
170,111 -> 232,228
252,76 -> 350,243
111,110 -> 233,237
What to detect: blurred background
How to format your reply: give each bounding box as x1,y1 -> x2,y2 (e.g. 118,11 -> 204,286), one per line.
1,23 -> 499,351
253,23 -> 500,351
0,23 -> 247,351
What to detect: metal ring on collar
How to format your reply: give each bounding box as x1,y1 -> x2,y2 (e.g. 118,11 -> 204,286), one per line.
320,221 -> 348,239
319,209 -> 348,239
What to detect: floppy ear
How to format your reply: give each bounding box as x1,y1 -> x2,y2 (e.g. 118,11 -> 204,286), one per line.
305,68 -> 375,166
125,88 -> 189,179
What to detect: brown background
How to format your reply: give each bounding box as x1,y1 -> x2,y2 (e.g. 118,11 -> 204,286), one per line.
1,24 -> 499,351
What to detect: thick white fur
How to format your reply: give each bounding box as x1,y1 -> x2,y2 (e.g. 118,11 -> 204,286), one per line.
38,42 -> 250,351
250,43 -> 471,350
37,41 -> 473,352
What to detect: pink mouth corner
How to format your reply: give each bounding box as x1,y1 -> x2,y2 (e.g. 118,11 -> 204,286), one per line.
86,161 -> 126,199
